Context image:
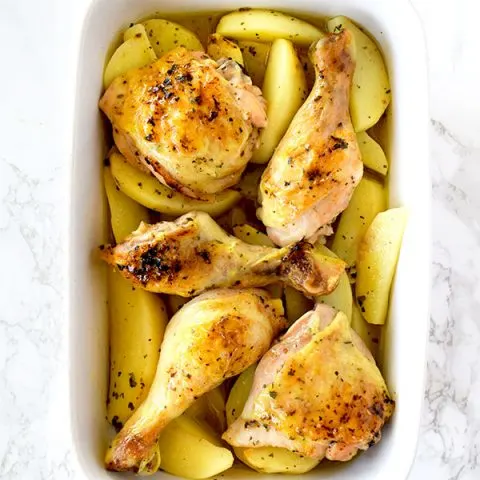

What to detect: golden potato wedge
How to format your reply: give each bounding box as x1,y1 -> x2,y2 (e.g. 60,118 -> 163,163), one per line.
186,387 -> 227,434
142,19 -> 203,57
327,16 -> 391,132
158,415 -> 234,479
217,9 -> 324,46
207,34 -> 244,65
226,365 -> 319,473
240,447 -> 319,474
331,174 -> 386,268
103,24 -> 156,89
252,39 -> 308,164
239,41 -> 270,86
356,207 -> 408,325
109,151 -> 241,217
351,302 -> 381,359
107,270 -> 167,428
105,161 -> 166,428
104,167 -> 149,242
233,224 -> 275,247
284,286 -> 312,324
357,131 -> 388,176
315,245 -> 352,321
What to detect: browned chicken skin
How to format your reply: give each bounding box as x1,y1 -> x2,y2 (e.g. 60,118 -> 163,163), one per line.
100,48 -> 266,199
105,289 -> 286,473
258,31 -> 363,246
223,303 -> 394,460
99,211 -> 345,297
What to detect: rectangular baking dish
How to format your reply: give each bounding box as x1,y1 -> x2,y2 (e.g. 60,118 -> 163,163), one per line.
68,0 -> 430,478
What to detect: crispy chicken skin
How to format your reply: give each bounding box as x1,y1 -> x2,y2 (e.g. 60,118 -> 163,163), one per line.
223,303 -> 394,461
105,289 -> 286,472
258,31 -> 363,246
99,211 -> 345,297
100,48 -> 266,199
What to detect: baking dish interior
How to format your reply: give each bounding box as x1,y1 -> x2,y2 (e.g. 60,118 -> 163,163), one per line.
69,0 -> 430,478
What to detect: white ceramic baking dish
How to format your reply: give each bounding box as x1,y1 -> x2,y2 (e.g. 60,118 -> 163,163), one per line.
68,0 -> 430,478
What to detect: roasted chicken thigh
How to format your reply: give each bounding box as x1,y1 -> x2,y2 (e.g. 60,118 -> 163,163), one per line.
223,303 -> 394,461
100,48 -> 266,199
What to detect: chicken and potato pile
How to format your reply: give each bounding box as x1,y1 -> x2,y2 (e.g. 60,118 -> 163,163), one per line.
99,9 -> 406,479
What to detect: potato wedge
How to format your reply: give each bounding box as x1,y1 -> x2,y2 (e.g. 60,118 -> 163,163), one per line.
327,16 -> 391,132
207,34 -> 244,65
233,224 -> 275,247
356,207 -> 408,325
103,24 -> 156,89
217,9 -> 324,46
240,447 -> 319,474
239,41 -> 270,86
158,415 -> 234,479
109,151 -> 241,217
107,270 -> 167,428
104,167 -> 149,241
331,174 -> 386,269
186,387 -> 227,434
284,286 -> 312,324
351,302 -> 381,359
251,39 -> 307,164
105,162 -> 166,428
315,245 -> 352,321
142,19 -> 203,57
357,131 -> 388,176
226,366 -> 319,473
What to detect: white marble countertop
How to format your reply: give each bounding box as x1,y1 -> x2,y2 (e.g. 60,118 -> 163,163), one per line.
1,0 -> 478,478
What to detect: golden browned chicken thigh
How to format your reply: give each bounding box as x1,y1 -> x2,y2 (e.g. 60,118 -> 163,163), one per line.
105,288 -> 286,472
223,303 -> 394,461
99,48 -> 266,199
100,211 -> 345,297
258,31 -> 363,246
